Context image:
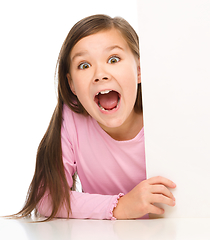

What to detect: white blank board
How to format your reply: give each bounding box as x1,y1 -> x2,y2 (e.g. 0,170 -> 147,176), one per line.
138,0 -> 210,217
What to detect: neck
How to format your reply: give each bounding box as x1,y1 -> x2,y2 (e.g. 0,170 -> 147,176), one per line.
98,111 -> 144,141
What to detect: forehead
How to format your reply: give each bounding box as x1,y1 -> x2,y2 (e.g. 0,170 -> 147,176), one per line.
70,28 -> 130,60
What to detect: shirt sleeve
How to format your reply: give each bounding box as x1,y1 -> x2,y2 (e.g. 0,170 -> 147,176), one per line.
37,114 -> 124,220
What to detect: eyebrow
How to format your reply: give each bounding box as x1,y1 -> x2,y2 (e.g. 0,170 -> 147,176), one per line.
71,51 -> 88,62
71,45 -> 124,62
105,45 -> 124,52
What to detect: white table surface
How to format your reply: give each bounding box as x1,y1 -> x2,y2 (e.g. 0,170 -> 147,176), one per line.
1,217 -> 210,240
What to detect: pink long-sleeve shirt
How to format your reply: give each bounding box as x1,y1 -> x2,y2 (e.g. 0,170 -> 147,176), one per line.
38,104 -> 147,219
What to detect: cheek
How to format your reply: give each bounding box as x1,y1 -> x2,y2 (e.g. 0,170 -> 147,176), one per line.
72,79 -> 91,105
121,69 -> 138,89
70,74 -> 87,96
71,70 -> 92,93
121,71 -> 139,104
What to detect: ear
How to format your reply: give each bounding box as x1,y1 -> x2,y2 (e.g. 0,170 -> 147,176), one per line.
67,73 -> 76,95
137,59 -> 141,84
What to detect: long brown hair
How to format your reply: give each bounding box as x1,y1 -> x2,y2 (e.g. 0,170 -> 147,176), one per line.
10,14 -> 142,221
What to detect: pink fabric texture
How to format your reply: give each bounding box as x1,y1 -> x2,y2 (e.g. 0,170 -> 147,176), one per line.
38,104 -> 147,219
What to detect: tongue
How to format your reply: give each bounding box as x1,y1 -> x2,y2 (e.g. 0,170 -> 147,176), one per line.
98,91 -> 119,110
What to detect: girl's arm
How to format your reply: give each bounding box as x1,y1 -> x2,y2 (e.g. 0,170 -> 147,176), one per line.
37,116 -> 123,220
113,176 -> 176,219
37,190 -> 123,220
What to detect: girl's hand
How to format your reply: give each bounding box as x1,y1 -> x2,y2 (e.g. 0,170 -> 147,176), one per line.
113,176 -> 176,219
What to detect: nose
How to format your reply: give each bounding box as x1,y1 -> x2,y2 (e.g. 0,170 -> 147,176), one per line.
93,64 -> 110,83
94,76 -> 108,82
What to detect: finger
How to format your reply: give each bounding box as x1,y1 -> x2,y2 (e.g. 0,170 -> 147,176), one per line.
148,204 -> 165,215
151,184 -> 175,200
151,193 -> 176,207
147,176 -> 176,189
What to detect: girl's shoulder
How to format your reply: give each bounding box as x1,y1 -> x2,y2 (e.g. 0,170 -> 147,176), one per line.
62,103 -> 93,133
63,104 -> 87,123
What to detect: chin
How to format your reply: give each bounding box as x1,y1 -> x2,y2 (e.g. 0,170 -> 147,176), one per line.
99,118 -> 125,129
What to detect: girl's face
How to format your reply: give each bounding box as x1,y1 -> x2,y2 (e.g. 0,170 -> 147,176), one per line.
67,28 -> 141,132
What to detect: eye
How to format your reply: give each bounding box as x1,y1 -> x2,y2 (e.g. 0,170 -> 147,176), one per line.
108,56 -> 120,64
78,62 -> 91,69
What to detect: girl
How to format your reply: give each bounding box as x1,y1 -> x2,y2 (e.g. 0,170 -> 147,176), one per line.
12,14 -> 176,221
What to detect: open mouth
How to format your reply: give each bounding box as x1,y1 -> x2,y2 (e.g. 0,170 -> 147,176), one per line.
94,90 -> 121,112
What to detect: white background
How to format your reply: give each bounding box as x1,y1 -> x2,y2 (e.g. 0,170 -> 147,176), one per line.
138,0 -> 210,217
0,0 -> 138,216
